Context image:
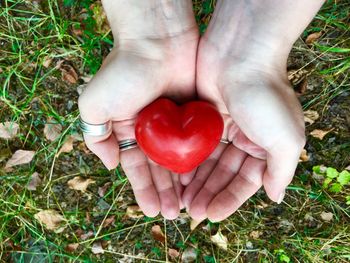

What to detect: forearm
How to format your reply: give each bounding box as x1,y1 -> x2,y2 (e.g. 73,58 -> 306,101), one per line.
205,0 -> 325,69
101,0 -> 197,43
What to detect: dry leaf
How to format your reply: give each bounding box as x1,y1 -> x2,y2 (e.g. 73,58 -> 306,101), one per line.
102,215 -> 115,228
295,78 -> 308,95
168,248 -> 180,259
181,247 -> 197,263
34,210 -> 65,231
65,243 -> 79,252
346,165 -> 350,171
42,56 -> 53,68
310,128 -> 334,140
57,136 -> 75,156
80,230 -> 94,241
27,172 -> 42,191
98,182 -> 111,197
91,241 -> 104,254
249,230 -> 262,240
44,121 -> 62,141
5,150 -> 35,169
306,31 -> 322,45
210,229 -> 228,250
299,149 -> 310,162
61,64 -> 79,84
125,205 -> 144,219
190,219 -> 202,231
67,176 -> 95,192
320,211 -> 333,222
72,27 -> 83,36
151,225 -> 165,243
304,110 -> 319,125
0,122 -> 19,139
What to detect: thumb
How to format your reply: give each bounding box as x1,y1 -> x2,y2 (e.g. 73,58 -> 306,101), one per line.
263,140 -> 304,203
78,91 -> 119,170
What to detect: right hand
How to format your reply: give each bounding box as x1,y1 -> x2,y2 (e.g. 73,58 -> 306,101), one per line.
78,26 -> 199,219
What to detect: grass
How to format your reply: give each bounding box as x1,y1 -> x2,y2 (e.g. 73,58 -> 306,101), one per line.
0,0 -> 350,262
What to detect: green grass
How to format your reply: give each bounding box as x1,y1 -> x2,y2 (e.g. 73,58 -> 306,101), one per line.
1,0 -> 350,262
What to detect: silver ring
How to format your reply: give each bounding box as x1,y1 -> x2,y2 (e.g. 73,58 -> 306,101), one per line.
119,139 -> 138,152
79,117 -> 112,136
220,139 -> 230,144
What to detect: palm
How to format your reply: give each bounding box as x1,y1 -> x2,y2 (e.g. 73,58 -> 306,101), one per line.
79,37 -> 198,219
183,64 -> 305,221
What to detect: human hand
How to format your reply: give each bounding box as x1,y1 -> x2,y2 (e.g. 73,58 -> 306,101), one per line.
181,0 -> 320,221
78,0 -> 199,219
183,63 -> 305,222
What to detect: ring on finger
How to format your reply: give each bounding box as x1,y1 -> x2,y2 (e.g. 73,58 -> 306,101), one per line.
119,139 -> 138,152
220,139 -> 231,144
79,117 -> 112,137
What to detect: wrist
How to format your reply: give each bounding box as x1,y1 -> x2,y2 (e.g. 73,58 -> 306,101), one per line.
200,0 -> 324,71
101,0 -> 197,45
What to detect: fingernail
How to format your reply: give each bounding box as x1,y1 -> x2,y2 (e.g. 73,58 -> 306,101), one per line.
277,191 -> 285,204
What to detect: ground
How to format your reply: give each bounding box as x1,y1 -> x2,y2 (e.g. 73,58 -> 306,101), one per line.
0,0 -> 350,262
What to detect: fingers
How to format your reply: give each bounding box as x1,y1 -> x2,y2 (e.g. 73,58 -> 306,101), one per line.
207,156 -> 265,222
182,143 -> 227,209
83,134 -> 119,170
172,173 -> 185,210
120,148 -> 160,217
180,169 -> 197,186
148,161 -> 180,220
188,145 -> 247,221
78,90 -> 119,170
263,140 -> 304,203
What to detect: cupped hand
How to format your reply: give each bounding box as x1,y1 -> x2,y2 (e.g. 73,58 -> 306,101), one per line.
79,30 -> 199,219
182,41 -> 305,222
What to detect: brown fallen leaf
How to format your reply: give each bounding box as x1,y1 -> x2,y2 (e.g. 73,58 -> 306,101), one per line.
168,248 -> 180,259
42,56 -> 53,68
0,122 -> 19,139
151,225 -> 165,243
320,211 -> 333,222
125,205 -> 144,219
65,243 -> 79,252
304,110 -> 319,125
210,229 -> 228,250
62,65 -> 78,84
91,241 -> 104,254
98,182 -> 111,197
34,210 -> 65,231
57,136 -> 75,156
299,149 -> 310,162
310,128 -> 334,140
102,215 -> 115,228
44,120 -> 62,142
27,172 -> 42,191
72,27 -> 83,37
305,31 -> 322,45
5,150 -> 35,169
181,247 -> 197,263
190,219 -> 202,231
80,230 -> 94,241
67,176 -> 95,192
250,230 -> 262,240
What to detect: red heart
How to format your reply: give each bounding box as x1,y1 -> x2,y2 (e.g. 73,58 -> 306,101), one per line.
135,98 -> 224,173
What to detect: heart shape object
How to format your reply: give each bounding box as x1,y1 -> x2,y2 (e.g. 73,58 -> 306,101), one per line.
135,98 -> 224,173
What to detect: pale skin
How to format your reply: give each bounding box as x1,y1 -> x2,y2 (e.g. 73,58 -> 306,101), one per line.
79,0 -> 325,221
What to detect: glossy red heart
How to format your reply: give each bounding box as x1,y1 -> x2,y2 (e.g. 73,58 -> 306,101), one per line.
135,98 -> 224,173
